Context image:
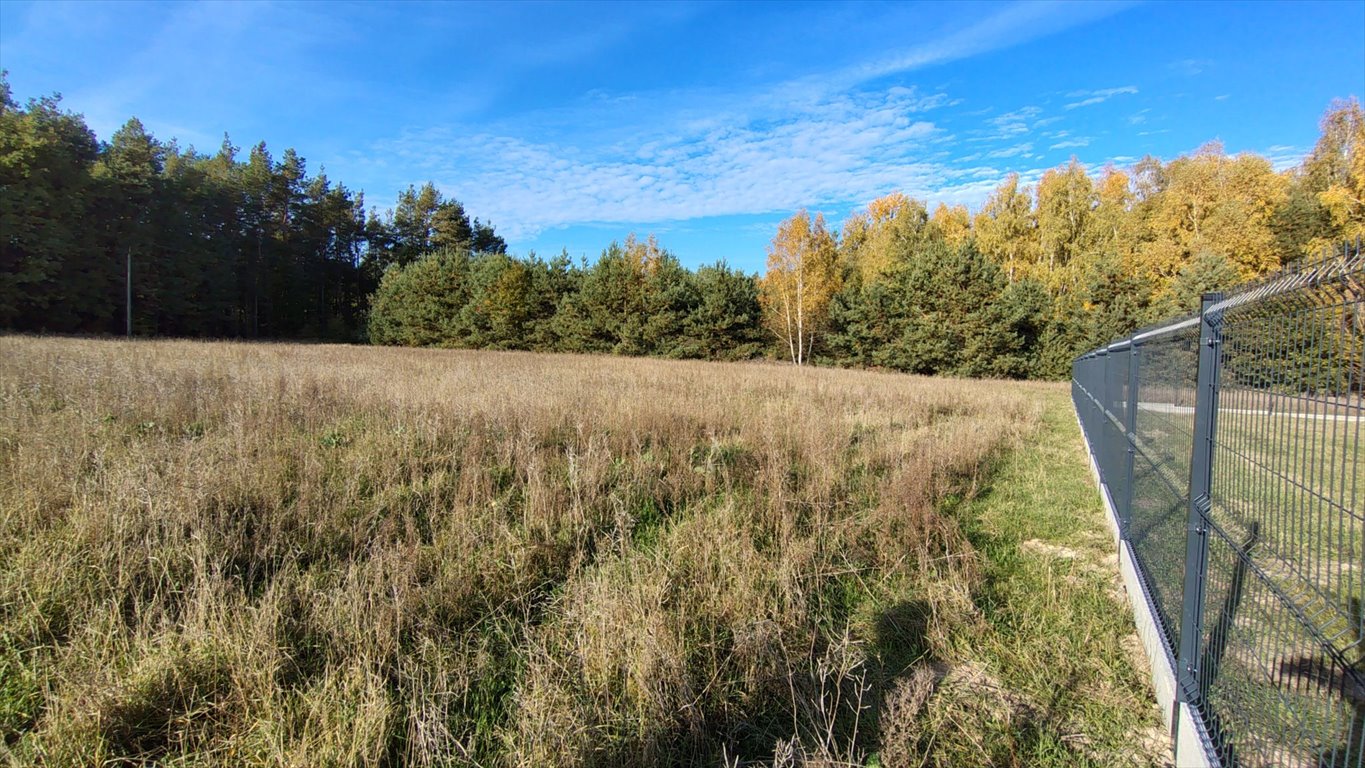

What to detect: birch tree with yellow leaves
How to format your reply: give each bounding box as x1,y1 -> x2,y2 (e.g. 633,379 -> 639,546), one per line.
1304,98 -> 1365,252
1092,167 -> 1136,257
930,202 -> 973,249
760,210 -> 840,365
1035,160 -> 1097,277
1134,142 -> 1287,299
973,174 -> 1038,283
839,192 -> 931,286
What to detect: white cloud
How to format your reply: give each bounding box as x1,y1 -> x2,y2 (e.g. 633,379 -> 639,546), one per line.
989,106 -> 1043,137
967,107 -> 1063,144
986,142 -> 1034,159
1050,138 -> 1091,149
346,2 -> 1142,240
1065,86 -> 1138,110
1169,59 -> 1213,77
826,1 -> 1132,89
932,165 -> 1051,207
1263,144 -> 1306,171
368,88 -> 970,240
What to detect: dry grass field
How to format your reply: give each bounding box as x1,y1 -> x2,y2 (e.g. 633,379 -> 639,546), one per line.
0,337 -> 1161,767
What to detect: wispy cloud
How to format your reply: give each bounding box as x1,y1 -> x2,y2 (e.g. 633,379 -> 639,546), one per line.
358,79 -> 1113,242
367,88 -> 964,240
348,2 -> 1140,240
1263,144 -> 1307,171
930,165 -> 1052,207
986,142 -> 1035,159
828,1 -> 1133,88
1050,138 -> 1091,149
1064,86 -> 1138,110
57,2 -> 354,144
1169,58 -> 1213,77
989,106 -> 1043,138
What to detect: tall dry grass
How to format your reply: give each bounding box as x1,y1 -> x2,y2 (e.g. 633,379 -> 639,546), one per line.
0,336 -> 1048,766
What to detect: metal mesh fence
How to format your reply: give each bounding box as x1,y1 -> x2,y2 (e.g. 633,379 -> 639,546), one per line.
1072,241 -> 1364,768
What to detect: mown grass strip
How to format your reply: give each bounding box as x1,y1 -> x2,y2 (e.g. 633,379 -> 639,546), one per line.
872,388 -> 1171,768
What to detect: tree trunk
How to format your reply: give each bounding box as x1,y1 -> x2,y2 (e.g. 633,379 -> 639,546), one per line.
796,270 -> 805,366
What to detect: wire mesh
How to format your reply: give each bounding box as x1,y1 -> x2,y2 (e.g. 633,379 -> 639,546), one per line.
1072,241 -> 1364,768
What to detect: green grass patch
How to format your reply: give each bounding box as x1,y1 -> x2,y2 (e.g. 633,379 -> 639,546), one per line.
888,389 -> 1169,768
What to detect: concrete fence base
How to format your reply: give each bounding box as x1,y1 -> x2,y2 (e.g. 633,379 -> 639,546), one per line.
1074,413 -> 1216,768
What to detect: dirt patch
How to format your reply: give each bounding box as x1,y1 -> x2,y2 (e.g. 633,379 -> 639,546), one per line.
1107,577 -> 1130,607
940,661 -> 1037,719
877,660 -> 1040,767
1122,633 -> 1151,677
1023,538 -> 1123,584
1021,539 -> 1080,559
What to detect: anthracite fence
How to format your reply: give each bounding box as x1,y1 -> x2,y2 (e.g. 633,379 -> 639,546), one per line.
1072,242 -> 1364,768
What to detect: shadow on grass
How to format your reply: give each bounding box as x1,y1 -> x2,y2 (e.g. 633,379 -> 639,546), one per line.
871,600 -> 934,683
859,598 -> 937,758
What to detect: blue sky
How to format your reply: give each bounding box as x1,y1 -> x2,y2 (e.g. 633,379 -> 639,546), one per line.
2,1 -> 1362,272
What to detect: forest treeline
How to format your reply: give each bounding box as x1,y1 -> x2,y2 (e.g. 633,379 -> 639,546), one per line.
2,69 -> 1362,378
370,98 -> 1365,378
1,74 -> 503,340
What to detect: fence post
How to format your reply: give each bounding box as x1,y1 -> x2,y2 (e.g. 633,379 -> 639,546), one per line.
1177,292 -> 1224,711
1099,348 -> 1113,490
1119,340 -> 1140,540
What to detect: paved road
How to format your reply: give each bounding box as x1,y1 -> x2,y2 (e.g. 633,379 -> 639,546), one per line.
1136,401 -> 1362,423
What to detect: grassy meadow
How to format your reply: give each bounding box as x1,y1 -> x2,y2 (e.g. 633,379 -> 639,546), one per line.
0,337 -> 1163,766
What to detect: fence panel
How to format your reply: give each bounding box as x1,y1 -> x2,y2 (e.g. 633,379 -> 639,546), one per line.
1134,317 -> 1202,655
1072,242 -> 1364,768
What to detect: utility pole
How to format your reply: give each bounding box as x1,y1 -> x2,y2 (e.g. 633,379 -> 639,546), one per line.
126,247 -> 133,337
